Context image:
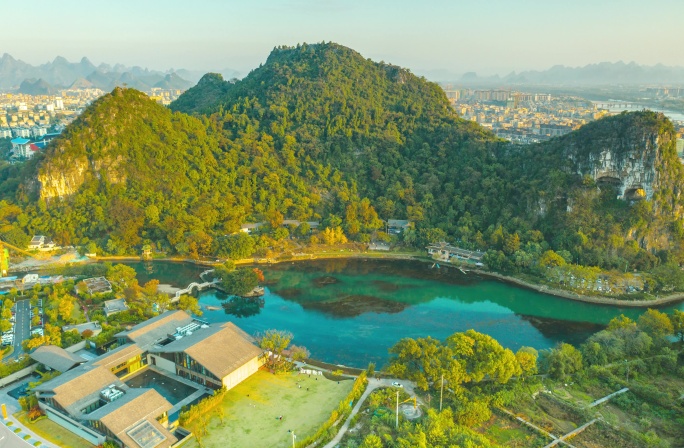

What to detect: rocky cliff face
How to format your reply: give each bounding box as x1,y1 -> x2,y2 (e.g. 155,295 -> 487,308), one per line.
560,112 -> 679,204
37,153 -> 126,199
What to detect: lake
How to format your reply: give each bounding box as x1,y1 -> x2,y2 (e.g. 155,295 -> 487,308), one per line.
126,259 -> 683,368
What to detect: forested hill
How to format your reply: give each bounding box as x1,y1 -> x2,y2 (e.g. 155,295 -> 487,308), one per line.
168,73 -> 233,115
1,42 -> 683,276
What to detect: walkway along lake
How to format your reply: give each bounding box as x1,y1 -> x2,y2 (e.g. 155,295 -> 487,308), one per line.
126,259 -> 684,369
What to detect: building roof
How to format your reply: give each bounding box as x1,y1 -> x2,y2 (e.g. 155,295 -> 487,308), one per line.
116,310 -> 193,349
94,344 -> 143,371
29,345 -> 85,372
10,138 -> 30,145
84,388 -> 176,448
62,321 -> 102,335
82,277 -> 113,294
153,322 -> 262,379
35,364 -> 125,416
104,298 -> 129,315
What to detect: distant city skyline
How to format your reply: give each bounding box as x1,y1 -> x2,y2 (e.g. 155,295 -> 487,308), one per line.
3,0 -> 684,78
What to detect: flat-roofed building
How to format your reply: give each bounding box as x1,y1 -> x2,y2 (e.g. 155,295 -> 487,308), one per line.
104,298 -> 129,317
79,277 -> 113,295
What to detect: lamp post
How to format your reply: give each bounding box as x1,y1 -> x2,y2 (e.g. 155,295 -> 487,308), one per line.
291,430 -> 296,448
395,390 -> 399,428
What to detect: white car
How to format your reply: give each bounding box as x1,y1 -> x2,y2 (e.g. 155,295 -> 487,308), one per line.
391,382 -> 403,388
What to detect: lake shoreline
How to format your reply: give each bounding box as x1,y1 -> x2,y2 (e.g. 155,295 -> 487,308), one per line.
91,252 -> 684,308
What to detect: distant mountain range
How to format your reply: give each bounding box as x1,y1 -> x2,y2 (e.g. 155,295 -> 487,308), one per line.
454,61 -> 684,86
0,53 -> 241,92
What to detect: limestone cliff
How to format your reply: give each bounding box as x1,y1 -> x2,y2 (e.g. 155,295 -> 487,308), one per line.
33,87 -> 214,200
561,112 -> 678,203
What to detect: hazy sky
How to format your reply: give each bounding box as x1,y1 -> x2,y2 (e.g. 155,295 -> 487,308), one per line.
3,0 -> 684,77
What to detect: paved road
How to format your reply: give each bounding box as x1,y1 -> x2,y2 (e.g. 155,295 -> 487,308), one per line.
0,421 -> 34,448
12,299 -> 31,359
323,377 -> 419,448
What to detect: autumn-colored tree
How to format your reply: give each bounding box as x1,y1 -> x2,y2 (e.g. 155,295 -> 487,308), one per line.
178,295 -> 203,316
58,297 -> 74,323
637,308 -> 674,340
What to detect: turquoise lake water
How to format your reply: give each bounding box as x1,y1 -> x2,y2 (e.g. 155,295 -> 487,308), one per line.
127,259 -> 683,368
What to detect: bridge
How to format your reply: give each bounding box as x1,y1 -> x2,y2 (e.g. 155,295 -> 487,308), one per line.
592,101 -> 644,110
172,278 -> 220,301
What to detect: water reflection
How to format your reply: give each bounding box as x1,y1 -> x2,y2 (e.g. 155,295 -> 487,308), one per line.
222,296 -> 263,318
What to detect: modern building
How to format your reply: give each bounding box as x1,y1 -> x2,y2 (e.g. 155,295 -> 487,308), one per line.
34,310 -> 264,447
10,137 -> 31,158
117,311 -> 264,390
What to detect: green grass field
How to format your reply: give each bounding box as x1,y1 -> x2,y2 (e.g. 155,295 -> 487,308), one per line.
15,412 -> 94,448
187,370 -> 354,448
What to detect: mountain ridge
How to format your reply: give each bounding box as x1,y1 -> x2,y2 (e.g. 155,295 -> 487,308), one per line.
2,42 -> 683,277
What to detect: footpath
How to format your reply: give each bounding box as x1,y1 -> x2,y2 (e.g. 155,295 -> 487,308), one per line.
323,377 -> 418,448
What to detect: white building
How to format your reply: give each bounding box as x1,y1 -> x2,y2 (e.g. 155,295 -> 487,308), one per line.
12,127 -> 30,138
31,126 -> 47,138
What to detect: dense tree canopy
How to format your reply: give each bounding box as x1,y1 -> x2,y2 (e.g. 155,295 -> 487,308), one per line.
1,42 -> 683,290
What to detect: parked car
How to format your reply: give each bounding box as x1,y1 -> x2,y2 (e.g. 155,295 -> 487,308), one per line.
391,382 -> 403,388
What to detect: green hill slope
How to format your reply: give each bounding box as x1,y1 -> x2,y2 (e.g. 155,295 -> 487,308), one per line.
2,43 -> 683,276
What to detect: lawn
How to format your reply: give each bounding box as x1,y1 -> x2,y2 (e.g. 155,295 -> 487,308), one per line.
186,370 -> 354,448
16,411 -> 94,448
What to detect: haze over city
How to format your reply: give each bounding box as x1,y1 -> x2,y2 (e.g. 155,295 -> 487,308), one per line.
4,0 -> 684,77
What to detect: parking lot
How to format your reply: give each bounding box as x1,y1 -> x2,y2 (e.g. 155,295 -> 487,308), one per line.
9,299 -> 32,359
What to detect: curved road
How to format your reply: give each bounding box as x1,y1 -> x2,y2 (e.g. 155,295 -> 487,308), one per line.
323,378 -> 419,448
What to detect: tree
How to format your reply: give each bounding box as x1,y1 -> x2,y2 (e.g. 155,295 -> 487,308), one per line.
154,293 -> 171,314
106,264 -> 139,292
289,345 -> 310,361
515,347 -> 538,378
257,329 -> 293,372
670,309 -> 684,342
545,343 -> 582,380
539,250 -> 566,268
637,308 -> 673,340
219,233 -> 255,259
607,314 -> 636,331
0,319 -> 11,333
141,279 -> 160,297
178,295 -> 203,316
503,233 -> 521,255
58,297 -> 74,323
220,268 -> 259,296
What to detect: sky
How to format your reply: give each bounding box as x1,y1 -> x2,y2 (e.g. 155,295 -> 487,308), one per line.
3,0 -> 684,78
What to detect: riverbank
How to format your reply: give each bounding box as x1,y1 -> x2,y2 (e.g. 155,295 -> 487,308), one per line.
472,269 -> 684,308
86,252 -> 684,308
